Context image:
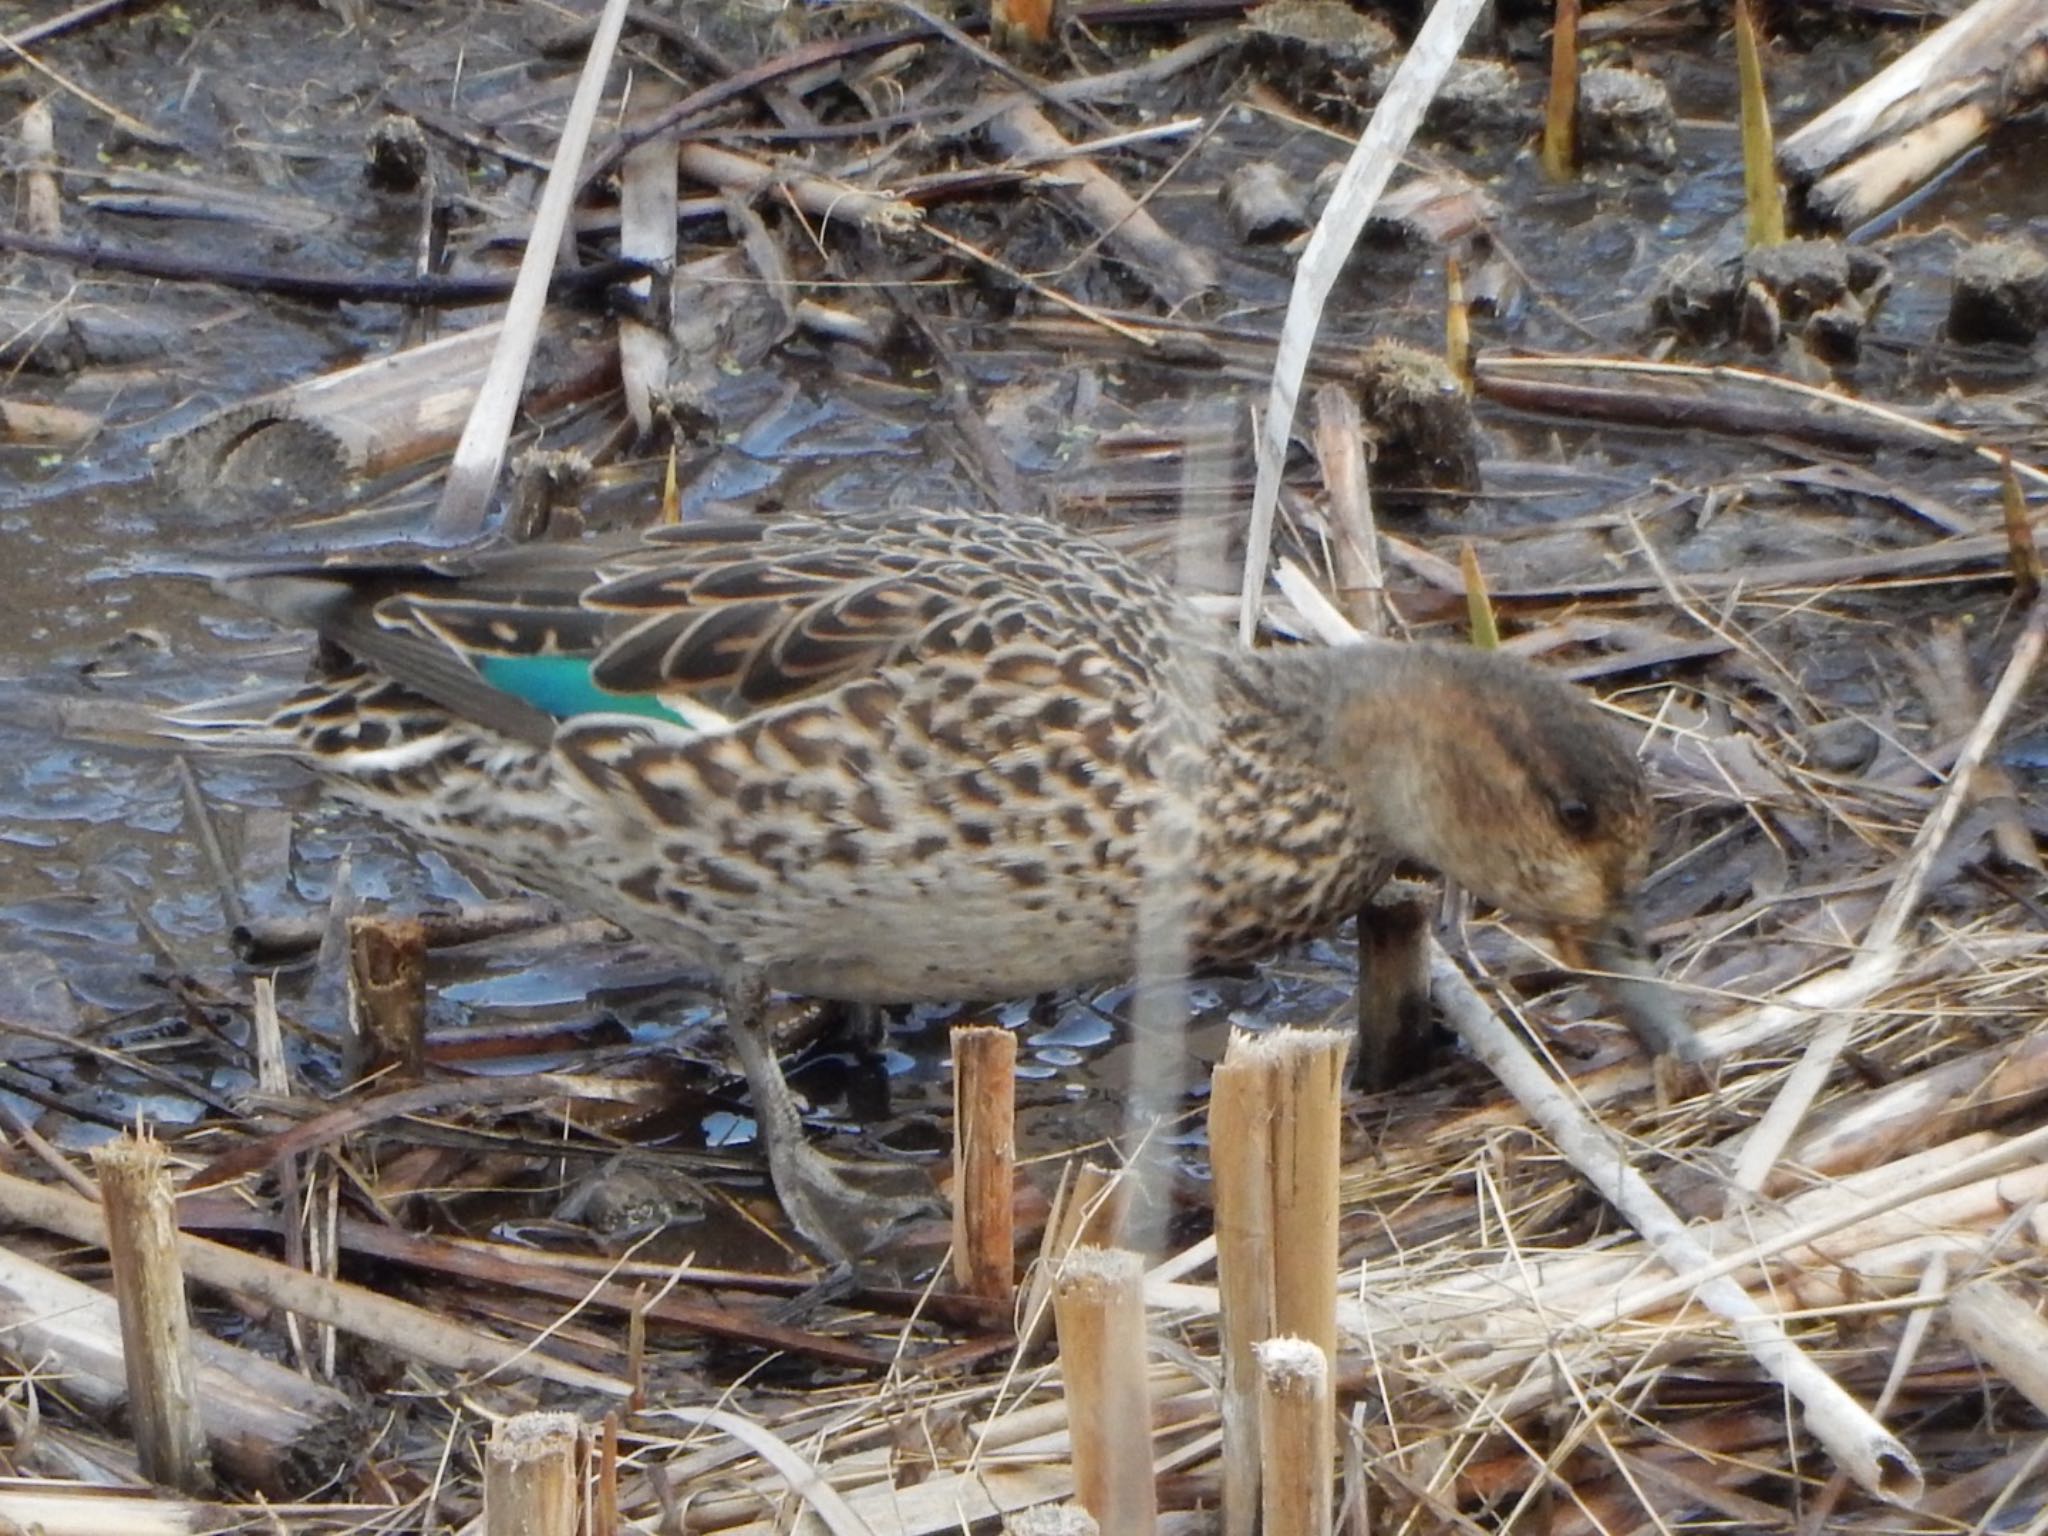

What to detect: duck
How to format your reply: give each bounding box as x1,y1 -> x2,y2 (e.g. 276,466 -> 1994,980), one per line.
163,507 -> 1695,1261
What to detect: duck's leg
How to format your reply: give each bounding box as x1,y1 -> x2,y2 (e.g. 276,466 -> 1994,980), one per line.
720,974 -> 935,1269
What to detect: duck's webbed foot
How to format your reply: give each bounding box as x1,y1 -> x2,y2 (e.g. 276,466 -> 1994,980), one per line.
721,975 -> 938,1269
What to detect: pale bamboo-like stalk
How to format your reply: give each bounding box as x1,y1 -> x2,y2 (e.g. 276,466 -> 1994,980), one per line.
93,1132 -> 211,1494
1429,949 -> 1923,1502
432,0 -> 631,537
485,1412 -> 579,1536
618,81 -> 679,441
1210,1042 -> 1276,1536
1266,1029 -> 1348,1363
1052,1247 -> 1157,1535
250,976 -> 288,1098
1256,1337 -> 1334,1536
1950,1279 -> 2048,1414
1022,1160 -> 1131,1354
1240,0 -> 1494,640
1310,384 -> 1383,635
19,100 -> 60,237
952,1023 -> 1019,1307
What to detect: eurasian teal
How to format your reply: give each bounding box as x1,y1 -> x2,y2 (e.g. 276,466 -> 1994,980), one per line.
170,508 -> 1692,1258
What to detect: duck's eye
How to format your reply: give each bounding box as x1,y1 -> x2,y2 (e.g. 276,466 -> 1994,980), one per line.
1556,798 -> 1596,837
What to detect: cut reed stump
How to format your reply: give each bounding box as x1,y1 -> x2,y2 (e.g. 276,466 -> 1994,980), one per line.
952,1023 -> 1018,1309
1052,1247 -> 1157,1535
1256,1337 -> 1334,1536
346,914 -> 426,1086
485,1412 -> 580,1536
1209,1027 -> 1348,1535
91,1132 -> 212,1495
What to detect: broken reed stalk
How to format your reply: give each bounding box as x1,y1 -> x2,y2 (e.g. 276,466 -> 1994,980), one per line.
1267,1031 -> 1345,1362
92,1132 -> 212,1495
1309,383 -> 1385,636
952,1023 -> 1019,1308
1541,0 -> 1580,180
19,100 -> 59,238
346,914 -> 426,1086
485,1412 -> 579,1536
1210,1027 -> 1347,1534
1209,1046 -> 1275,1536
1051,1247 -> 1157,1535
1022,1159 -> 1131,1355
1736,0 -> 1787,247
590,1415 -> 619,1536
618,81 -> 680,442
250,976 -> 288,1098
1255,1337 -> 1334,1536
1949,1280 -> 2048,1413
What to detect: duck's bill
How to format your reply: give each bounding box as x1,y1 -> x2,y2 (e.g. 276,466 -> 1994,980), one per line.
1564,919 -> 1709,1065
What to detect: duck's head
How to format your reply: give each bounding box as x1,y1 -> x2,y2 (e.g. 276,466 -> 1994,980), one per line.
1325,642 -> 1699,1061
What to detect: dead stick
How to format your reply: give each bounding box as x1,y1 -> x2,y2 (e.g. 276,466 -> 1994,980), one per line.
1053,1247 -> 1158,1535
92,1133 -> 212,1494
1256,1337 -> 1334,1536
485,1413 -> 579,1536
986,104 -> 1216,308
1428,949 -> 1923,1502
952,1023 -> 1019,1308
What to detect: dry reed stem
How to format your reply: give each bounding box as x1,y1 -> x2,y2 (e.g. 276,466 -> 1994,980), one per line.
1240,0 -> 1494,641
345,914 -> 426,1087
1266,1031 -> 1347,1364
1256,1337 -> 1334,1536
92,1132 -> 211,1495
1541,0 -> 1579,180
432,0 -> 631,537
618,80 -> 680,441
1052,1247 -> 1158,1535
1309,383 -> 1384,634
953,1023 -> 1019,1307
1210,1043 -> 1276,1536
1429,950 -> 1922,1501
1949,1279 -> 2048,1415
1020,1160 -> 1129,1357
485,1413 -> 578,1536
19,100 -> 59,238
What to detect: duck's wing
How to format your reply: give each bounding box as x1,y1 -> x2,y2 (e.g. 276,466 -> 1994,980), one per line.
233,510 -> 1192,741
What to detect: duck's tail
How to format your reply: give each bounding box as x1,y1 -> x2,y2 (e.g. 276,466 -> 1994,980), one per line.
60,682 -> 310,756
